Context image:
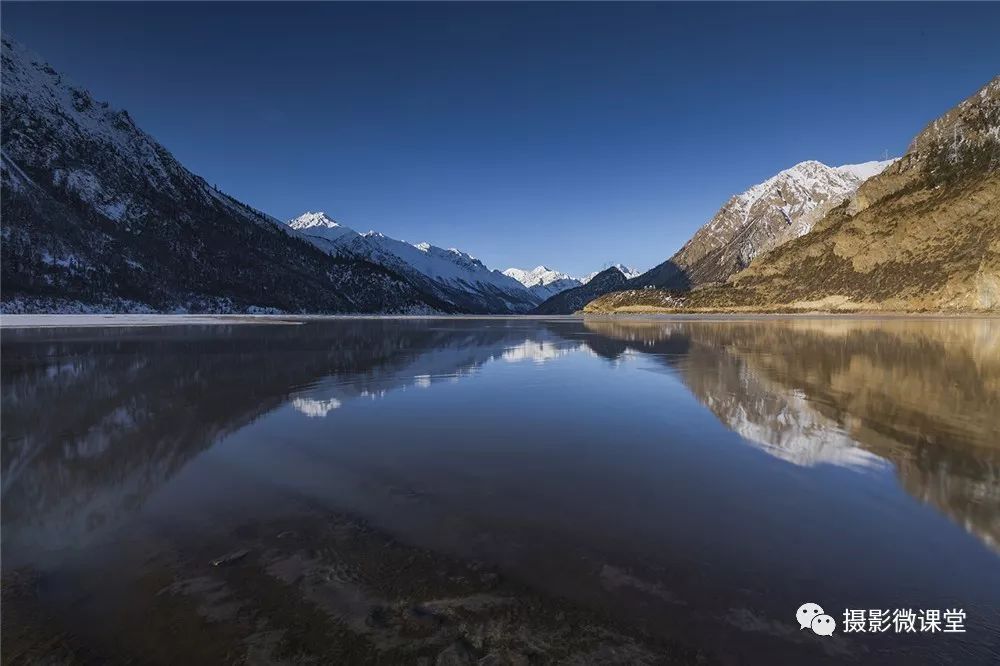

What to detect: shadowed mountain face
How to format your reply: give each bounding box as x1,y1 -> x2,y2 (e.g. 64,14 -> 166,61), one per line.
578,317 -> 1000,552
0,37 -> 448,314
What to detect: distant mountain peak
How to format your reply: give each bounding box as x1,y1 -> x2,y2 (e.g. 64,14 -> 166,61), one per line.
288,217 -> 537,313
287,211 -> 357,243
581,263 -> 641,283
503,265 -> 582,301
532,265 -> 632,314
288,211 -> 343,229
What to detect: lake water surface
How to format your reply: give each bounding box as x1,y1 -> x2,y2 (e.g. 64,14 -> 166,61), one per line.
3,317 -> 999,665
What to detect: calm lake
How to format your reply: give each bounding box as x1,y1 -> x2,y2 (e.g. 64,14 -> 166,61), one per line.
2,317 -> 999,665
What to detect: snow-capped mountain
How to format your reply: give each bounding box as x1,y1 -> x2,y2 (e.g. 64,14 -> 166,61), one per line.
289,212 -> 539,313
286,211 -> 357,243
503,266 -> 583,300
503,263 -> 642,300
0,36 -> 451,314
581,264 -> 642,283
633,158 -> 896,290
532,266 -> 633,314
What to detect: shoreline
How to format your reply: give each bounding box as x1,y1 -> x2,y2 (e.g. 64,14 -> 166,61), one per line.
1,311 -> 999,329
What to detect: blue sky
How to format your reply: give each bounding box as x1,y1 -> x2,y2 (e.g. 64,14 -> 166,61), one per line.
6,2 -> 999,276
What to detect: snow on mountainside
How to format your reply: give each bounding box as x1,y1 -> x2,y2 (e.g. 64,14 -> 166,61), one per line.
532,266 -> 633,314
504,263 -> 642,300
0,36 -> 448,314
836,160 -> 897,181
289,212 -> 538,313
503,266 -> 582,300
581,264 -> 642,283
632,158 -> 895,290
287,211 -> 356,243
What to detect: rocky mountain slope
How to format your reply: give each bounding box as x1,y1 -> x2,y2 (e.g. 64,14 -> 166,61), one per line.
587,76 -> 1000,313
631,159 -> 894,291
0,37 -> 450,314
503,265 -> 582,300
532,266 -> 631,314
289,212 -> 538,313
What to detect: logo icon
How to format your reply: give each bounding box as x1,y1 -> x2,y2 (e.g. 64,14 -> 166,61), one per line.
812,613 -> 836,636
797,602 -> 835,636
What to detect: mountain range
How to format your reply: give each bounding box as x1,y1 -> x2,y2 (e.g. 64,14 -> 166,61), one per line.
501,264 -> 640,302
0,36 -> 609,315
502,266 -> 583,300
2,33 -> 997,315
287,211 -> 539,313
531,266 -> 635,314
530,160 -> 897,314
0,37 -> 454,315
588,75 -> 1000,313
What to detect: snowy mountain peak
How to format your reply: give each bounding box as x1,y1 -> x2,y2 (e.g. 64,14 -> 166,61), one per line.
581,264 -> 641,283
504,265 -> 585,300
286,214 -> 537,312
742,159 -> 895,202
288,211 -> 343,230
504,265 -> 573,287
287,211 -> 357,243
835,159 -> 897,180
633,157 -> 897,290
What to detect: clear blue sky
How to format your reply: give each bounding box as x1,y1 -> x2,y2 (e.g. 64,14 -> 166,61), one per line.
6,2 -> 999,276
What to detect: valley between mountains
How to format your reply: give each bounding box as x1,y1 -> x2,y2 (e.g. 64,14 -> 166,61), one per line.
2,35 -> 997,315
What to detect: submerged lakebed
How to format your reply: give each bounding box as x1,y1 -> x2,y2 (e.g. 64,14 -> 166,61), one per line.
2,316 -> 999,665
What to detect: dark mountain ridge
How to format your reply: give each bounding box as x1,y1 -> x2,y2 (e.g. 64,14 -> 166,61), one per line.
1,36 -> 451,314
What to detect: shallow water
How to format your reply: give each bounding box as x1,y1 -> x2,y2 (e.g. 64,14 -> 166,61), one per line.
3,316 -> 1000,665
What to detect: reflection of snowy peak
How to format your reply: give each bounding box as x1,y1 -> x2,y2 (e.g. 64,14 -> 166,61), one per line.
501,339 -> 588,364
289,211 -> 538,313
699,380 -> 887,470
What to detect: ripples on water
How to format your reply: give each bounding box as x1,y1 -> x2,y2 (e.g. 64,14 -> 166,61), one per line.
2,317 -> 999,664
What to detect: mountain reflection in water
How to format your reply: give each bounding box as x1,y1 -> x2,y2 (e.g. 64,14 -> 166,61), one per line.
580,318 -> 1000,553
2,317 -> 999,665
